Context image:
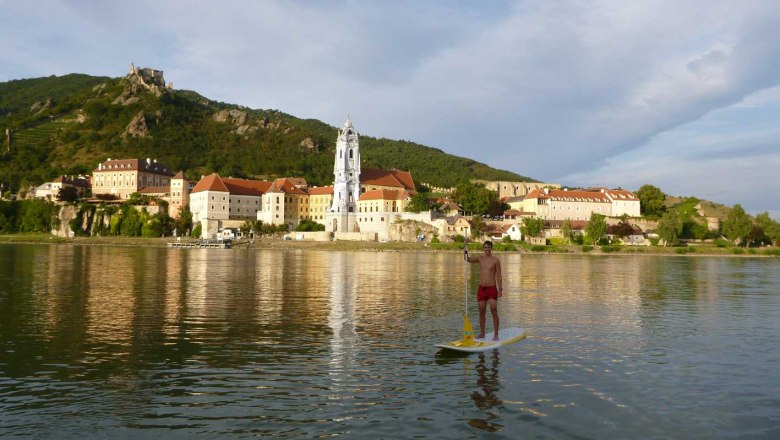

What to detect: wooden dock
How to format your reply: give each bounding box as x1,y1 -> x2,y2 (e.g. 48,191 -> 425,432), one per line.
167,240 -> 232,249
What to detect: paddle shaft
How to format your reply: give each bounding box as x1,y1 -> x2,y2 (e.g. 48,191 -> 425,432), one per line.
464,237 -> 468,315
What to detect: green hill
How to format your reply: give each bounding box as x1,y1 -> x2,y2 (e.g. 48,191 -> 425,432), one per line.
0,69 -> 536,193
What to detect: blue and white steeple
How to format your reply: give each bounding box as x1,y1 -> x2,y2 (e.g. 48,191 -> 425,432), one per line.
330,114 -> 361,213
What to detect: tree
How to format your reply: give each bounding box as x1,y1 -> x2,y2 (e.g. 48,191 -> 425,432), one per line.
561,219 -> 573,244
18,199 -> 59,233
636,184 -> 666,217
469,215 -> 487,239
656,210 -> 682,246
722,204 -> 753,247
608,219 -> 636,238
453,182 -> 500,215
296,219 -> 325,231
405,192 -> 429,213
586,213 -> 607,244
175,206 -> 193,236
57,186 -> 80,203
520,216 -> 544,239
755,212 -> 780,245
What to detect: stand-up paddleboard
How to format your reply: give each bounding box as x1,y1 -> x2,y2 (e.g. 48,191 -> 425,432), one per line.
435,326 -> 526,353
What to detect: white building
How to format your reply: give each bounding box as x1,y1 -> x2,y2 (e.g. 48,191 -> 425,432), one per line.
325,115 -> 361,233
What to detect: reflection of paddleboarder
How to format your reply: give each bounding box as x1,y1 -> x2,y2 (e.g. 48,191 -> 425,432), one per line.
465,241 -> 503,340
468,351 -> 503,433
471,351 -> 502,410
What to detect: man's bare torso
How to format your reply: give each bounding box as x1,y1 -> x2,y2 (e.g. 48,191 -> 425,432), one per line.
476,255 -> 500,286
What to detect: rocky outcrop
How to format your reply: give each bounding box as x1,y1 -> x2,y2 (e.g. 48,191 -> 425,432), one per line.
113,64 -> 170,105
122,111 -> 150,139
388,220 -> 438,242
30,98 -> 54,113
213,109 -> 247,125
299,137 -> 318,150
53,205 -> 76,238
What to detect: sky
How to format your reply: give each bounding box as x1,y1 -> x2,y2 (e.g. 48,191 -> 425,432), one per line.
2,0 -> 779,218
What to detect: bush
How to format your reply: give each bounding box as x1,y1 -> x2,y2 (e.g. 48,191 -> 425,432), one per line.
762,248 -> 780,256
582,245 -> 593,252
714,238 -> 730,248
649,237 -> 660,246
731,248 -> 744,255
601,245 -> 621,253
192,223 -> 202,238
453,235 -> 465,243
530,245 -> 547,252
296,219 -> 325,232
431,236 -> 440,244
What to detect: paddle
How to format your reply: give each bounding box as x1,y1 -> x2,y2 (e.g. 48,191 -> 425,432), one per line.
462,237 -> 475,345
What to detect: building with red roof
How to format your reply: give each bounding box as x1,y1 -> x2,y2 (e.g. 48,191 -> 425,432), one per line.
92,158 -> 174,200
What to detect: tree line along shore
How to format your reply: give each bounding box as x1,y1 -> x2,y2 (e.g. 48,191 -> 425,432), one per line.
1,233 -> 778,257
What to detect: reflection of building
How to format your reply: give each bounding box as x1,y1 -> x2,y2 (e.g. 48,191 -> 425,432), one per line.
327,252 -> 359,393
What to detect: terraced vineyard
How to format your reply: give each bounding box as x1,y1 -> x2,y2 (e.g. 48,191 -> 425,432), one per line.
10,114 -> 78,150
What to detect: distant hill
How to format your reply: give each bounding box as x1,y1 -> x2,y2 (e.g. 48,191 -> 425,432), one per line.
0,68 -> 536,193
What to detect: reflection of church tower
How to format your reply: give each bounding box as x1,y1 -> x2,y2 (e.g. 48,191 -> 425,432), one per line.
326,114 -> 361,233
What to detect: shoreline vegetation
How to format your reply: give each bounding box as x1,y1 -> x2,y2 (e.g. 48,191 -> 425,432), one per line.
1,234 -> 778,257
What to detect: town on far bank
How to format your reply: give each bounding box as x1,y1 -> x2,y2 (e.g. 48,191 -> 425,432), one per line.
3,115 -> 778,252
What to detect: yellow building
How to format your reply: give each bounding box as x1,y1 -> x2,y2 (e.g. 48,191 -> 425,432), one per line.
309,186 -> 333,223
259,178 -> 309,229
520,188 -> 611,221
356,189 -> 412,240
92,158 -> 174,200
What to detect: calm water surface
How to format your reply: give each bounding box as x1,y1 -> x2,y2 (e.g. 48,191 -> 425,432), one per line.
1,244 -> 779,439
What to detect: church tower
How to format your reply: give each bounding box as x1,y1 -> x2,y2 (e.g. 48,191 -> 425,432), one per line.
331,114 -> 361,214
326,114 -> 361,233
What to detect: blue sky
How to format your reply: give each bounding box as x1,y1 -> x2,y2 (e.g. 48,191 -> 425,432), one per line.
2,0 -> 779,218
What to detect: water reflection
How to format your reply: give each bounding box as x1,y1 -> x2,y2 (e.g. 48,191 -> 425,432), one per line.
1,245 -> 779,439
468,350 -> 503,432
327,251 -> 358,391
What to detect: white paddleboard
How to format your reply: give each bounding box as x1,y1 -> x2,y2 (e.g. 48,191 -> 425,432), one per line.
435,327 -> 526,353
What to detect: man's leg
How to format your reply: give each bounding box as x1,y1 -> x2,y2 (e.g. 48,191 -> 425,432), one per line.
478,300 -> 487,339
489,298 -> 499,340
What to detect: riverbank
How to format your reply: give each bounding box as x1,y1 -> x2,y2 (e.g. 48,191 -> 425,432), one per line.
2,233 -> 778,257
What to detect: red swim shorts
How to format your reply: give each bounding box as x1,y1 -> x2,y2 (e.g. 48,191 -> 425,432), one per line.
477,285 -> 499,301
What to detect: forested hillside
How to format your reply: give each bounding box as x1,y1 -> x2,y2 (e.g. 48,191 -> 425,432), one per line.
0,69 -> 535,193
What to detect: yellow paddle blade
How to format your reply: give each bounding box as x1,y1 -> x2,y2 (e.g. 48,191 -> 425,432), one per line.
462,314 -> 475,346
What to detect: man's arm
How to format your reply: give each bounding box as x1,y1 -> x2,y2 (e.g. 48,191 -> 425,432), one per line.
495,259 -> 503,296
464,249 -> 477,263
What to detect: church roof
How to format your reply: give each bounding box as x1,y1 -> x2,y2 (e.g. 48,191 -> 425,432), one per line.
309,186 -> 334,195
138,186 -> 169,194
191,174 -> 229,193
358,189 -> 410,201
223,177 -> 272,196
360,168 -> 416,193
93,158 -> 174,176
270,178 -> 307,195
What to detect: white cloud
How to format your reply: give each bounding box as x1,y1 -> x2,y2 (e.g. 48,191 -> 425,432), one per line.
2,0 -> 779,217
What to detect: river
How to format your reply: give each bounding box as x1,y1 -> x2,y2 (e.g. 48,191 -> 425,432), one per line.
1,244 -> 778,438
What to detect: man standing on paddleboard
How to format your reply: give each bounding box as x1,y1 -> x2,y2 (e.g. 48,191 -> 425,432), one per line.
465,241 -> 503,340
